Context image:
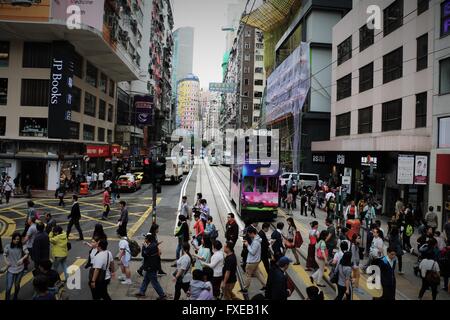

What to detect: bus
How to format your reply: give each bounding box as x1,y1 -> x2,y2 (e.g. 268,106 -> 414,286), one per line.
229,130 -> 280,222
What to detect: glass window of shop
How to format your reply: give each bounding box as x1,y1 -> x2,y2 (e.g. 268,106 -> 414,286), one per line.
21,79 -> 49,106
98,127 -> 105,142
22,42 -> 51,68
100,73 -> 107,93
99,99 -> 106,120
108,104 -> 114,122
358,106 -> 373,134
86,61 -> 98,87
19,117 -> 48,137
337,36 -> 352,65
0,41 -> 9,67
0,78 -> 7,105
84,92 -> 97,117
72,86 -> 81,112
415,92 -> 427,128
383,0 -> 403,37
107,129 -> 113,143
69,121 -> 79,140
336,112 -> 351,136
382,99 -> 402,131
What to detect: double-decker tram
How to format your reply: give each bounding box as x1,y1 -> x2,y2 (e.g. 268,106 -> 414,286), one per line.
229,130 -> 280,222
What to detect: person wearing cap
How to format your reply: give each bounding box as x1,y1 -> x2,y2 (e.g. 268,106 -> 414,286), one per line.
265,256 -> 291,300
240,226 -> 264,294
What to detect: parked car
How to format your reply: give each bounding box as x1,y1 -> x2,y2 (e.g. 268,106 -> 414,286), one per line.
209,156 -> 218,166
117,174 -> 141,192
298,173 -> 320,190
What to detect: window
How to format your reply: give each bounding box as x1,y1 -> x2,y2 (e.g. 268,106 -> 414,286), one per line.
416,92 -> 427,128
359,23 -> 374,52
243,115 -> 248,123
337,74 -> 352,100
439,117 -> 450,148
383,47 -> 403,84
244,66 -> 250,73
243,91 -> 249,97
107,130 -> 113,143
73,51 -> 83,78
22,42 -> 51,68
336,112 -> 351,136
255,79 -> 263,86
417,33 -> 428,71
245,30 -> 251,37
244,54 -> 250,61
243,103 -> 248,110
21,79 -> 49,106
72,86 -> 81,112
84,92 -> 97,117
384,0 -> 403,37
255,67 -> 263,73
98,127 -> 105,142
359,63 -> 373,93
337,36 -> 352,65
108,104 -> 113,122
99,99 -> 106,120
109,80 -> 115,98
83,124 -> 95,141
253,117 -> 259,123
256,177 -> 267,193
358,106 -> 373,134
0,78 -> 7,105
255,55 -> 263,61
254,91 -> 262,98
440,58 -> 450,94
256,43 -> 264,49
69,121 -> 79,140
382,99 -> 402,131
0,42 -> 10,67
418,0 -> 429,15
244,79 -> 249,85
243,176 -> 254,192
0,116 -> 5,136
254,103 -> 261,110
19,117 -> 48,137
244,43 -> 250,49
86,61 -> 98,87
100,73 -> 107,93
441,0 -> 450,37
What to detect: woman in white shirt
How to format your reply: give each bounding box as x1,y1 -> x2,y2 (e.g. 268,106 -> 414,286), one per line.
418,251 -> 440,300
200,240 -> 224,298
89,239 -> 115,300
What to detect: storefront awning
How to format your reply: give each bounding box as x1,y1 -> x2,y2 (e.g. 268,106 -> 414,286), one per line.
241,0 -> 302,32
436,154 -> 450,185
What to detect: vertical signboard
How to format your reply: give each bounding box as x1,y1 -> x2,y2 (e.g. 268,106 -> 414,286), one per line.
397,155 -> 415,185
134,95 -> 154,126
414,155 -> 428,185
48,41 -> 74,139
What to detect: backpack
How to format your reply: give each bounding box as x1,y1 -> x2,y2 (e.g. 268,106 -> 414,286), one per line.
209,225 -> 218,239
328,201 -> 336,211
127,239 -> 141,257
425,262 -> 440,285
405,224 -> 414,237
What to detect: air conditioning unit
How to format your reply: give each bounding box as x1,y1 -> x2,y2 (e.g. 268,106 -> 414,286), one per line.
11,0 -> 33,6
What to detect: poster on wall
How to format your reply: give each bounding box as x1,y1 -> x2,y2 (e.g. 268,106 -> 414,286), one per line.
414,155 -> 428,185
397,155 -> 414,185
51,0 -> 105,32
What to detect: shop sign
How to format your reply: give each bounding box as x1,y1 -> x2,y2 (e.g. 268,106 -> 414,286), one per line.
414,155 -> 428,185
397,155 -> 414,185
48,41 -> 74,139
86,145 -> 110,158
312,154 -> 326,163
342,176 -> 351,185
134,95 -> 154,125
111,144 -> 121,154
336,154 -> 345,165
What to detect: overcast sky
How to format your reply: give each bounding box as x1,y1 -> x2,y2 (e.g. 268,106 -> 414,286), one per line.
172,0 -> 243,90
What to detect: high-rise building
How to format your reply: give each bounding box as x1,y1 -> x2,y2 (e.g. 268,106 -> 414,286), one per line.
177,74 -> 200,134
0,0 -> 140,190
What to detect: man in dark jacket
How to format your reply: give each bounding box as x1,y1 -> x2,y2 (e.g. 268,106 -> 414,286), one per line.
265,256 -> 291,300
271,222 -> 285,258
225,213 -> 239,245
173,215 -> 190,265
259,222 -> 271,275
377,247 -> 397,300
135,233 -> 166,299
32,222 -> 50,270
67,195 -> 84,240
117,201 -> 129,237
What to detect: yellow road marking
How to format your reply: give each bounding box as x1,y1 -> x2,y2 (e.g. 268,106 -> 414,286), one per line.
0,215 -> 16,237
127,198 -> 161,238
0,258 -> 86,300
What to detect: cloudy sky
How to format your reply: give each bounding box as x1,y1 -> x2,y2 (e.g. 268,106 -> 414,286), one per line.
172,0 -> 245,89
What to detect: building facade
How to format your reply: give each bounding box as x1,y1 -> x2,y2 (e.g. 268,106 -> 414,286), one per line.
0,0 -> 140,190
177,74 -> 200,133
312,0 -> 441,219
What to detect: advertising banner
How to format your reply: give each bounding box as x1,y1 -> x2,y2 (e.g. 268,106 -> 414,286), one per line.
397,155 -> 415,185
134,95 -> 154,126
209,82 -> 237,93
111,145 -> 122,154
48,41 -> 75,139
51,0 -> 105,32
414,155 -> 428,185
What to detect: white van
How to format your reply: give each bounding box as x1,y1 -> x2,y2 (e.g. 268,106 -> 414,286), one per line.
165,157 -> 183,183
298,173 -> 319,190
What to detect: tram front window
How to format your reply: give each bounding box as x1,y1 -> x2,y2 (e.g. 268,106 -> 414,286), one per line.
268,177 -> 278,192
256,177 -> 267,193
244,176 -> 254,192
